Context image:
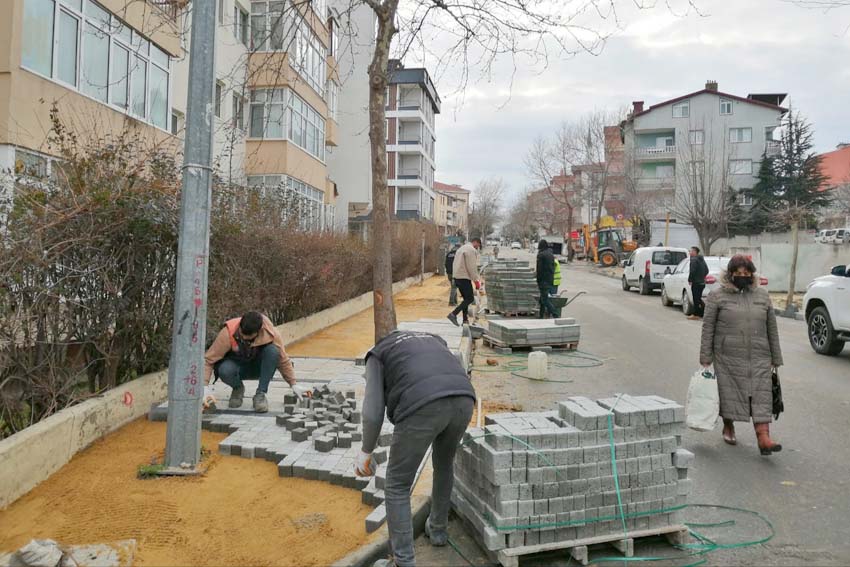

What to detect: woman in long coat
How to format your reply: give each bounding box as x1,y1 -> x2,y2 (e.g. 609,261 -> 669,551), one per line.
699,255 -> 784,455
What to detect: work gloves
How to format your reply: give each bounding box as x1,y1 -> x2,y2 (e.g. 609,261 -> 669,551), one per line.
202,386 -> 217,411
354,450 -> 374,477
292,384 -> 311,401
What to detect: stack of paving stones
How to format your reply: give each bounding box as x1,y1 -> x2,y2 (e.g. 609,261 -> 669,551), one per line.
483,260 -> 540,315
452,394 -> 692,554
486,319 -> 581,349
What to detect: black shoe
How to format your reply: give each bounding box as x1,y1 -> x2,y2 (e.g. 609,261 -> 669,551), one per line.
447,313 -> 459,327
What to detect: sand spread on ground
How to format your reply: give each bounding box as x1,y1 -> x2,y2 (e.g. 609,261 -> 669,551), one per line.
287,275 -> 454,359
0,419 -> 377,567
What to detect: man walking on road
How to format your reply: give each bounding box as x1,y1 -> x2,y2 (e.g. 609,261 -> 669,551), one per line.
536,239 -> 559,319
444,244 -> 459,306
203,311 -> 305,412
356,330 -> 476,567
688,246 -> 709,320
447,237 -> 481,326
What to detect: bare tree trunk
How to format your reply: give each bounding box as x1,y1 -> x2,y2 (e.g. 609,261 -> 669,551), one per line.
786,218 -> 799,311
368,1 -> 399,342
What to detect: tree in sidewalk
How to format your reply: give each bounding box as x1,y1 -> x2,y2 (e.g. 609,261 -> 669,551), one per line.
351,0 -> 701,341
468,177 -> 505,240
671,124 -> 736,254
752,110 -> 829,310
502,189 -> 538,246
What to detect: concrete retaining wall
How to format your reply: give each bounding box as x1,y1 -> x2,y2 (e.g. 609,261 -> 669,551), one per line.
729,245 -> 847,292
0,272 -> 431,509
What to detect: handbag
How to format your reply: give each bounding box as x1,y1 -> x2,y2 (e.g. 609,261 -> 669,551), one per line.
772,369 -> 784,421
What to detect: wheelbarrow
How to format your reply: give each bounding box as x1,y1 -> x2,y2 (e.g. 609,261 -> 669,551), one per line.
550,290 -> 586,317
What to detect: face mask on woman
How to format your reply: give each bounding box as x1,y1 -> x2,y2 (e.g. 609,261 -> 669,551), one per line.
733,275 -> 752,290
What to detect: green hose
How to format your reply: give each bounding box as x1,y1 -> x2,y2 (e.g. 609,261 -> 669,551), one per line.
471,350 -> 605,382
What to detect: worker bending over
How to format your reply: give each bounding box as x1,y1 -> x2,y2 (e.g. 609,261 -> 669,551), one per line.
203,311 -> 306,413
356,330 -> 476,567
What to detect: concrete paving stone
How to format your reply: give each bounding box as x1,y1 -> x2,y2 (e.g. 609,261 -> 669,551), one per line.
314,436 -> 335,452
365,504 -> 387,533
672,448 -> 695,468
291,428 -> 309,442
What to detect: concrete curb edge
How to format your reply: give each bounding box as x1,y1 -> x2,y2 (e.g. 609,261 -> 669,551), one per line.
332,495 -> 432,567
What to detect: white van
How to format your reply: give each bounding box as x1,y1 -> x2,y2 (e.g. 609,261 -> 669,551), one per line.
816,229 -> 838,244
834,228 -> 849,244
622,247 -> 689,295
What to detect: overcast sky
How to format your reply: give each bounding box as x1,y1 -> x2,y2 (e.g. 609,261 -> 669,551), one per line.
421,0 -> 850,204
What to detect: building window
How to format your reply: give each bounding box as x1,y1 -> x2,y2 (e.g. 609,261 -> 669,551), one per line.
720,98 -> 733,115
234,5 -> 249,46
688,130 -> 704,145
218,0 -> 225,23
20,0 -> 171,130
246,174 -> 326,231
729,127 -> 752,143
739,191 -> 753,206
765,126 -> 777,141
291,16 -> 327,96
328,16 -> 339,57
289,93 -> 326,160
688,161 -> 706,177
251,1 -> 290,51
249,88 -> 286,138
232,93 -> 246,130
171,109 -> 184,135
215,81 -> 224,117
14,148 -> 50,179
729,159 -> 753,175
326,79 -> 338,121
656,164 -> 675,178
672,101 -> 689,118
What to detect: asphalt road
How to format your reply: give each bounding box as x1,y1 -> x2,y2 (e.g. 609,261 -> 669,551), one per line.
414,250 -> 850,566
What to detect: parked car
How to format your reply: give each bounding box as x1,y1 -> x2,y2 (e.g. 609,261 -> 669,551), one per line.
834,228 -> 849,244
803,263 -> 850,355
661,256 -> 769,314
510,241 -> 522,250
621,247 -> 689,295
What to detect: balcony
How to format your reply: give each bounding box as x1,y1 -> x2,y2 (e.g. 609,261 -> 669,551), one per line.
635,177 -> 676,190
635,145 -> 677,160
396,204 -> 422,220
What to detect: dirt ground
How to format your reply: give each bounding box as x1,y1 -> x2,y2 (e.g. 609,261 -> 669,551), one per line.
287,275 -> 453,358
0,419 -> 377,567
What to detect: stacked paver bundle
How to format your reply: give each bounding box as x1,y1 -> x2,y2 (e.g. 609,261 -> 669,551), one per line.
487,319 -> 581,348
483,260 -> 540,315
452,394 -> 692,556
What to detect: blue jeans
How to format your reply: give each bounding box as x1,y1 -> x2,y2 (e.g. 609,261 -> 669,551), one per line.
385,396 -> 474,567
213,343 -> 279,394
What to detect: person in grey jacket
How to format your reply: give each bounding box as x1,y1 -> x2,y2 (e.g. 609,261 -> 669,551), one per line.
356,330 -> 476,567
699,255 -> 784,455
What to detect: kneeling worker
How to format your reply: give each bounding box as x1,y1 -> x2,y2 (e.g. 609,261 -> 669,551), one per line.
203,311 -> 305,412
356,330 -> 476,567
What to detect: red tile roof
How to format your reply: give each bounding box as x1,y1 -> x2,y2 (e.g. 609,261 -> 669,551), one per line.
820,145 -> 850,189
434,182 -> 469,193
633,89 -> 788,119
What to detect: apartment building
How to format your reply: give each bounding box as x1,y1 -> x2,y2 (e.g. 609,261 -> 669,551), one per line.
386,59 -> 439,221
1,0 -> 182,197
818,143 -> 850,228
434,181 -> 469,237
1,0 -> 340,231
621,81 -> 787,220
326,0 -> 376,232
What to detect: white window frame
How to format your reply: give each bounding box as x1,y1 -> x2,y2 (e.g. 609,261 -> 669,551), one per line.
729,127 -> 752,143
688,160 -> 706,177
215,80 -> 224,117
234,3 -> 249,46
655,164 -> 675,178
20,0 -> 171,131
729,159 -> 753,175
249,88 -> 288,139
672,100 -> 689,118
232,92 -> 246,131
688,130 -> 704,145
720,98 -> 733,115
739,191 -> 753,207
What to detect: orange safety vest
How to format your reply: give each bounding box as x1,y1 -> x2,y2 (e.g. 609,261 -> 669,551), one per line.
225,317 -> 241,351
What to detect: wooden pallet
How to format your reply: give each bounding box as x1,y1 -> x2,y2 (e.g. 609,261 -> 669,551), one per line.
482,335 -> 579,353
492,524 -> 690,567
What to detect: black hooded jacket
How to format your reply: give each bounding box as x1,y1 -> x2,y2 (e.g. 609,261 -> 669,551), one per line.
536,241 -> 556,287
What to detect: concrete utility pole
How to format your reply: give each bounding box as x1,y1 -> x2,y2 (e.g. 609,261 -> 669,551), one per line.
164,0 -> 217,472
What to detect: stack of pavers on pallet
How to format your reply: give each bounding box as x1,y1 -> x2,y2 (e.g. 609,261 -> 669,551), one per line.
486,318 -> 581,350
452,394 -> 693,562
484,260 -> 540,315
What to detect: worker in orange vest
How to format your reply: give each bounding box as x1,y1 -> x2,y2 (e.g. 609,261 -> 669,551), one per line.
203,311 -> 306,413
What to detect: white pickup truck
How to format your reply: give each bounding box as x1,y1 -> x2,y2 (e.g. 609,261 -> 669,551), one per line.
803,263 -> 850,356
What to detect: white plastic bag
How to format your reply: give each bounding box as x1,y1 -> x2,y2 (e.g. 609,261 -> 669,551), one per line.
686,366 -> 719,431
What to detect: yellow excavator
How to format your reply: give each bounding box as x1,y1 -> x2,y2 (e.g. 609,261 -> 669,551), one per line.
580,222 -> 638,267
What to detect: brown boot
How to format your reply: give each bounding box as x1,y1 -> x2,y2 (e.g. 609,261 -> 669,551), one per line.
722,419 -> 737,445
754,422 -> 782,455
